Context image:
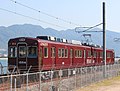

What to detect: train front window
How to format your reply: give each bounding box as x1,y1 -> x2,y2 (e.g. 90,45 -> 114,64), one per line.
28,47 -> 37,58
9,47 -> 17,57
19,46 -> 26,58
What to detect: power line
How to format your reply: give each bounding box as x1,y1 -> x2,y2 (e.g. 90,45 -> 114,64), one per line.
0,7 -> 66,28
10,0 -> 81,26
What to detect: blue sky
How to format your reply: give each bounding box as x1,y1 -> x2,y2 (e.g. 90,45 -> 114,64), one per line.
0,0 -> 120,32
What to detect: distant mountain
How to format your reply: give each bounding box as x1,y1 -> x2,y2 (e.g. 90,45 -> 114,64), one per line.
0,24 -> 120,56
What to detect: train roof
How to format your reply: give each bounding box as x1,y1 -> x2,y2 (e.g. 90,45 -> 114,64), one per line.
37,38 -> 111,50
8,37 -> 38,42
8,37 -> 114,51
37,37 -> 114,51
9,37 -> 37,40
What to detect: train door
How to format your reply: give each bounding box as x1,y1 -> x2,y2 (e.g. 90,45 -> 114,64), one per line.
70,49 -> 73,65
96,51 -> 99,64
51,47 -> 56,67
17,43 -> 27,70
39,47 -> 42,70
84,49 -> 86,65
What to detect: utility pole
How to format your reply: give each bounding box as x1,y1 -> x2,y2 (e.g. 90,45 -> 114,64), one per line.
103,2 -> 106,78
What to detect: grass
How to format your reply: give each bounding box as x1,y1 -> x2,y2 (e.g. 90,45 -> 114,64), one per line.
76,76 -> 120,91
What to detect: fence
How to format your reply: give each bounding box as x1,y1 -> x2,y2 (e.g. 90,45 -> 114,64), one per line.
0,64 -> 120,91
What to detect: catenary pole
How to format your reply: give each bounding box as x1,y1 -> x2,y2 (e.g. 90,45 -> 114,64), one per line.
75,2 -> 106,78
103,2 -> 106,78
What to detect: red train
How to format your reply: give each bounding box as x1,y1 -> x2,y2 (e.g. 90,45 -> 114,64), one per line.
8,36 -> 114,73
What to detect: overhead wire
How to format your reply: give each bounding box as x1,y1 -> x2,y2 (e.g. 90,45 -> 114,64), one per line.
2,0 -> 102,31
75,23 -> 103,33
0,7 -> 66,28
10,0 -> 81,26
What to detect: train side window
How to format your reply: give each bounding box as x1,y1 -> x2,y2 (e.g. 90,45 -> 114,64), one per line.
58,48 -> 61,58
65,49 -> 68,58
75,50 -> 82,58
79,50 -> 82,58
93,51 -> 97,58
28,47 -> 37,58
9,47 -> 17,57
62,49 -> 65,57
107,52 -> 110,58
44,47 -> 48,58
88,50 -> 91,57
77,50 -> 79,57
75,50 -> 77,58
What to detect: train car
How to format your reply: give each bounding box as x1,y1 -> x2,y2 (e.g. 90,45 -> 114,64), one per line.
8,36 -> 115,73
